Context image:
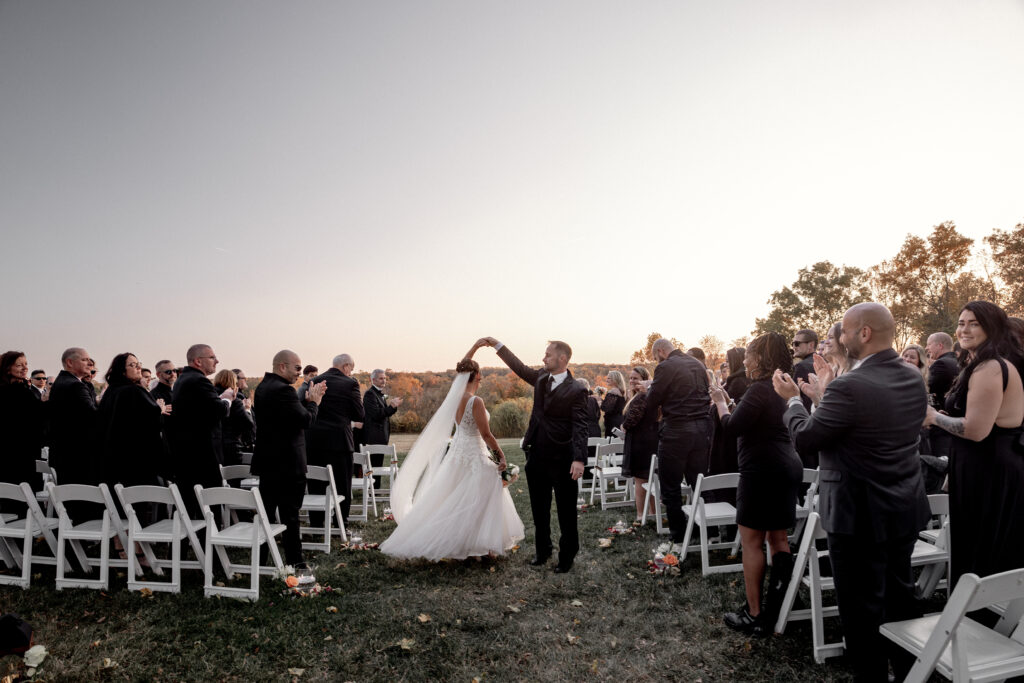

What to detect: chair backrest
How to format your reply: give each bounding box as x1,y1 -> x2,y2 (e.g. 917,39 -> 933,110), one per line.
587,437 -> 608,448
115,483 -> 176,508
36,460 -> 54,477
927,493 -> 949,517
220,464 -> 252,486
647,453 -> 658,481
802,468 -> 819,485
0,482 -> 30,506
305,465 -> 330,484
196,485 -> 257,511
352,452 -> 371,469
361,444 -> 397,457
694,473 -> 740,496
596,442 -> 624,458
48,482 -> 110,507
608,437 -> 624,446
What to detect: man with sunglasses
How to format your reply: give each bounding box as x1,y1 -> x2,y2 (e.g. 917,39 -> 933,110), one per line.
152,360 -> 177,405
791,329 -> 818,412
29,370 -> 47,399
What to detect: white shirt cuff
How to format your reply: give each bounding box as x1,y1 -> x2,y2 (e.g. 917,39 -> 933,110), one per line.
787,396 -> 804,410
494,341 -> 504,351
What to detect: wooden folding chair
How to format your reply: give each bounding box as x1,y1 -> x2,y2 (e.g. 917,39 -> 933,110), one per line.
195,485 -> 285,601
881,568 -> 1024,682
679,473 -> 741,575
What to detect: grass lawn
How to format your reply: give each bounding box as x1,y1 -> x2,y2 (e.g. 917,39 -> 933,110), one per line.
0,439 -> 873,682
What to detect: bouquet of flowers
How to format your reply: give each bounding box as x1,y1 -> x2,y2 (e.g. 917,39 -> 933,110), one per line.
489,449 -> 520,487
647,543 -> 681,576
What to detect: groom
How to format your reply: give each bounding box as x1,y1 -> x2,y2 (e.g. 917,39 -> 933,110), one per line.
474,337 -> 588,573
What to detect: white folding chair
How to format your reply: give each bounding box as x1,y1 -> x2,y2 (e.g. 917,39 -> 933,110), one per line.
919,493 -> 949,545
34,460 -> 57,518
349,451 -> 377,522
578,437 -> 608,499
790,468 -> 820,542
361,444 -> 398,503
773,512 -> 845,663
114,483 -> 204,593
195,485 -> 285,601
881,568 -> 1024,683
220,464 -> 258,526
589,442 -> 633,509
48,482 -> 136,590
299,465 -> 348,551
679,473 -> 741,576
0,482 -> 66,587
640,453 -> 669,535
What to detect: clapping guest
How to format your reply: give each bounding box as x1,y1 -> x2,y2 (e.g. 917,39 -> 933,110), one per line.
601,371 -> 627,438
213,369 -> 255,466
791,329 -> 818,411
576,378 -> 602,438
709,347 -> 750,483
0,351 -> 45,509
712,334 -> 802,635
296,365 -> 318,401
97,353 -> 170,492
924,301 -> 1024,582
621,367 -> 658,521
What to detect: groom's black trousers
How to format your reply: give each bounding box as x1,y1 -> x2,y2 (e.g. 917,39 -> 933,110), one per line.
525,452 -> 579,563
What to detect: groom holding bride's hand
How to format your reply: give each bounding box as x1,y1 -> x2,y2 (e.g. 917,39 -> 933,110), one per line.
468,337 -> 588,573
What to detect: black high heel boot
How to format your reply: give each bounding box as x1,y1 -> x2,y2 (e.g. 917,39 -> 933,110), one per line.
761,551 -> 795,634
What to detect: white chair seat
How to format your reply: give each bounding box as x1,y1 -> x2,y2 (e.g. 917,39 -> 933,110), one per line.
681,501 -> 736,526
240,478 -> 260,489
302,494 -> 327,508
882,614 -> 1024,679
215,521 -> 286,546
64,519 -> 125,538
3,517 -> 58,532
920,529 -> 941,543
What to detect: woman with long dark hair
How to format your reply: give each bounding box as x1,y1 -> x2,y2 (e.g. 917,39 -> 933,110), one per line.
711,333 -> 803,635
925,301 -> 1024,581
97,353 -> 171,491
0,351 -> 45,507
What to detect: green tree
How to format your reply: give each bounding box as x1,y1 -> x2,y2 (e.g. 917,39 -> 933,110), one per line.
753,261 -> 872,339
986,221 -> 1024,316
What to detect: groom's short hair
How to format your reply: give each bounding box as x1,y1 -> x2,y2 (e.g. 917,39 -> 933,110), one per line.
548,340 -> 572,362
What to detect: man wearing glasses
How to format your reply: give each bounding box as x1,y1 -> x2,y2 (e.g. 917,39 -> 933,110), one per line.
169,344 -> 234,517
29,369 -> 47,399
791,329 -> 818,412
152,360 -> 177,405
48,348 -> 98,502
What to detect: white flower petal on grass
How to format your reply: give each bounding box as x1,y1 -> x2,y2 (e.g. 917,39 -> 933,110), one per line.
24,644 -> 48,668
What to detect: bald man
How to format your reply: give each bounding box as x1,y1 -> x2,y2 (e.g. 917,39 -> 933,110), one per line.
773,303 -> 930,682
252,350 -> 325,566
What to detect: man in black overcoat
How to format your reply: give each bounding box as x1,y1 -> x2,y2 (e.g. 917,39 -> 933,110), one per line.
774,303 -> 930,683
252,349 -> 324,566
306,354 -> 363,525
46,347 -> 99,521
360,368 -> 402,488
169,344 -> 231,518
475,337 -> 588,573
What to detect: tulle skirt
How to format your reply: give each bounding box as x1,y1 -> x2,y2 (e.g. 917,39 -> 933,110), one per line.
380,448 -> 525,561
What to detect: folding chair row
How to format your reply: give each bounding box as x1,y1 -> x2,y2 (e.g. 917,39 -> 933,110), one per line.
589,441 -> 633,509
578,437 -> 610,499
0,482 -> 65,588
358,443 -> 399,504
349,451 -> 378,522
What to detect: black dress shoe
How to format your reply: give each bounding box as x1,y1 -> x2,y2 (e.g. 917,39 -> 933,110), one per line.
553,562 -> 573,574
723,603 -> 765,636
529,555 -> 551,566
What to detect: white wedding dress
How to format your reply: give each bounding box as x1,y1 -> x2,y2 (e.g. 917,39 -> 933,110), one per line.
380,394 -> 524,561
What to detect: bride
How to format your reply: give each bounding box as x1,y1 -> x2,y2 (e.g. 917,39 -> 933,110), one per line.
380,356 -> 525,560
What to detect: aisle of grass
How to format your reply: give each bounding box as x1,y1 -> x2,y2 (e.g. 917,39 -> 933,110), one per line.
0,439 -> 860,681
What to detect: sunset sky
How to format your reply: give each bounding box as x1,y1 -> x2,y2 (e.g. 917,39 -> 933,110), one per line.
3,1 -> 1022,376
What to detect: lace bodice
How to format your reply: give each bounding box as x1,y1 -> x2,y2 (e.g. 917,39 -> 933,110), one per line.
449,395 -> 494,472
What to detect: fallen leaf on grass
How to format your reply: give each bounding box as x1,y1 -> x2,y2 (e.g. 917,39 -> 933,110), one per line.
334,562 -> 347,569
489,566 -> 495,573
570,599 -> 583,607
287,667 -> 305,676
597,538 -> 613,548
242,616 -> 254,622
506,605 -> 520,613
91,640 -> 102,647
325,606 -> 338,613
96,616 -> 106,624
100,658 -> 118,669
139,587 -> 154,598
417,613 -> 431,623
566,634 -> 580,645
398,638 -> 415,651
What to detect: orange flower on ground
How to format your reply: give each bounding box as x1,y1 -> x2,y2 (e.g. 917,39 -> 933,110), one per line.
662,554 -> 679,566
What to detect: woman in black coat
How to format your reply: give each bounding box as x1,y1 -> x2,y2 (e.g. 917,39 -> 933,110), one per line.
621,366 -> 659,522
711,333 -> 803,636
97,353 -> 170,490
601,371 -> 627,438
0,351 -> 45,510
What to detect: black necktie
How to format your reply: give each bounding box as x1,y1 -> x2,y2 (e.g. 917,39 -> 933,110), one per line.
546,376 -> 555,393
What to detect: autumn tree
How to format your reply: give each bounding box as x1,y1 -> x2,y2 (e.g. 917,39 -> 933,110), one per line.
697,334 -> 725,369
630,332 -> 684,366
753,261 -> 872,339
987,221 -> 1024,316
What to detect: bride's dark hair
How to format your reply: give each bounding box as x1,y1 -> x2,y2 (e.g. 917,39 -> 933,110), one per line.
456,358 -> 480,381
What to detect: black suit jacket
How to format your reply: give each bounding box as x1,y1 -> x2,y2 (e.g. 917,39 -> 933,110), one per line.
46,370 -> 98,484
792,355 -> 816,411
784,348 -> 930,541
251,372 -> 319,478
96,383 -> 163,487
0,380 -> 45,488
168,367 -> 228,486
927,351 -> 959,409
645,349 -> 711,425
305,368 -> 364,454
361,386 -> 397,446
151,382 -> 173,406
496,346 -> 588,463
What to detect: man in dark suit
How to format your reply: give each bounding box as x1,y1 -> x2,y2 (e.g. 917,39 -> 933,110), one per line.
791,329 -> 818,412
360,369 -> 402,487
47,348 -> 98,487
644,338 -> 712,552
151,360 -> 176,406
774,303 -> 930,683
29,370 -> 46,400
925,331 -> 958,459
306,354 -> 364,525
252,350 -> 324,566
476,337 -> 588,573
168,344 -> 231,518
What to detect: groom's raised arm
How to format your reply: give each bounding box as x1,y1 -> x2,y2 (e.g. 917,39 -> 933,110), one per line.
494,344 -> 540,387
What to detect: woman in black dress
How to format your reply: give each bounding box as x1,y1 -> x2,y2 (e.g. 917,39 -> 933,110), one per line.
711,333 -> 803,636
576,378 -> 603,439
0,351 -> 45,511
621,366 -> 658,521
710,347 -> 751,480
925,301 -> 1024,582
97,353 -> 171,492
601,371 -> 627,438
213,369 -> 255,466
